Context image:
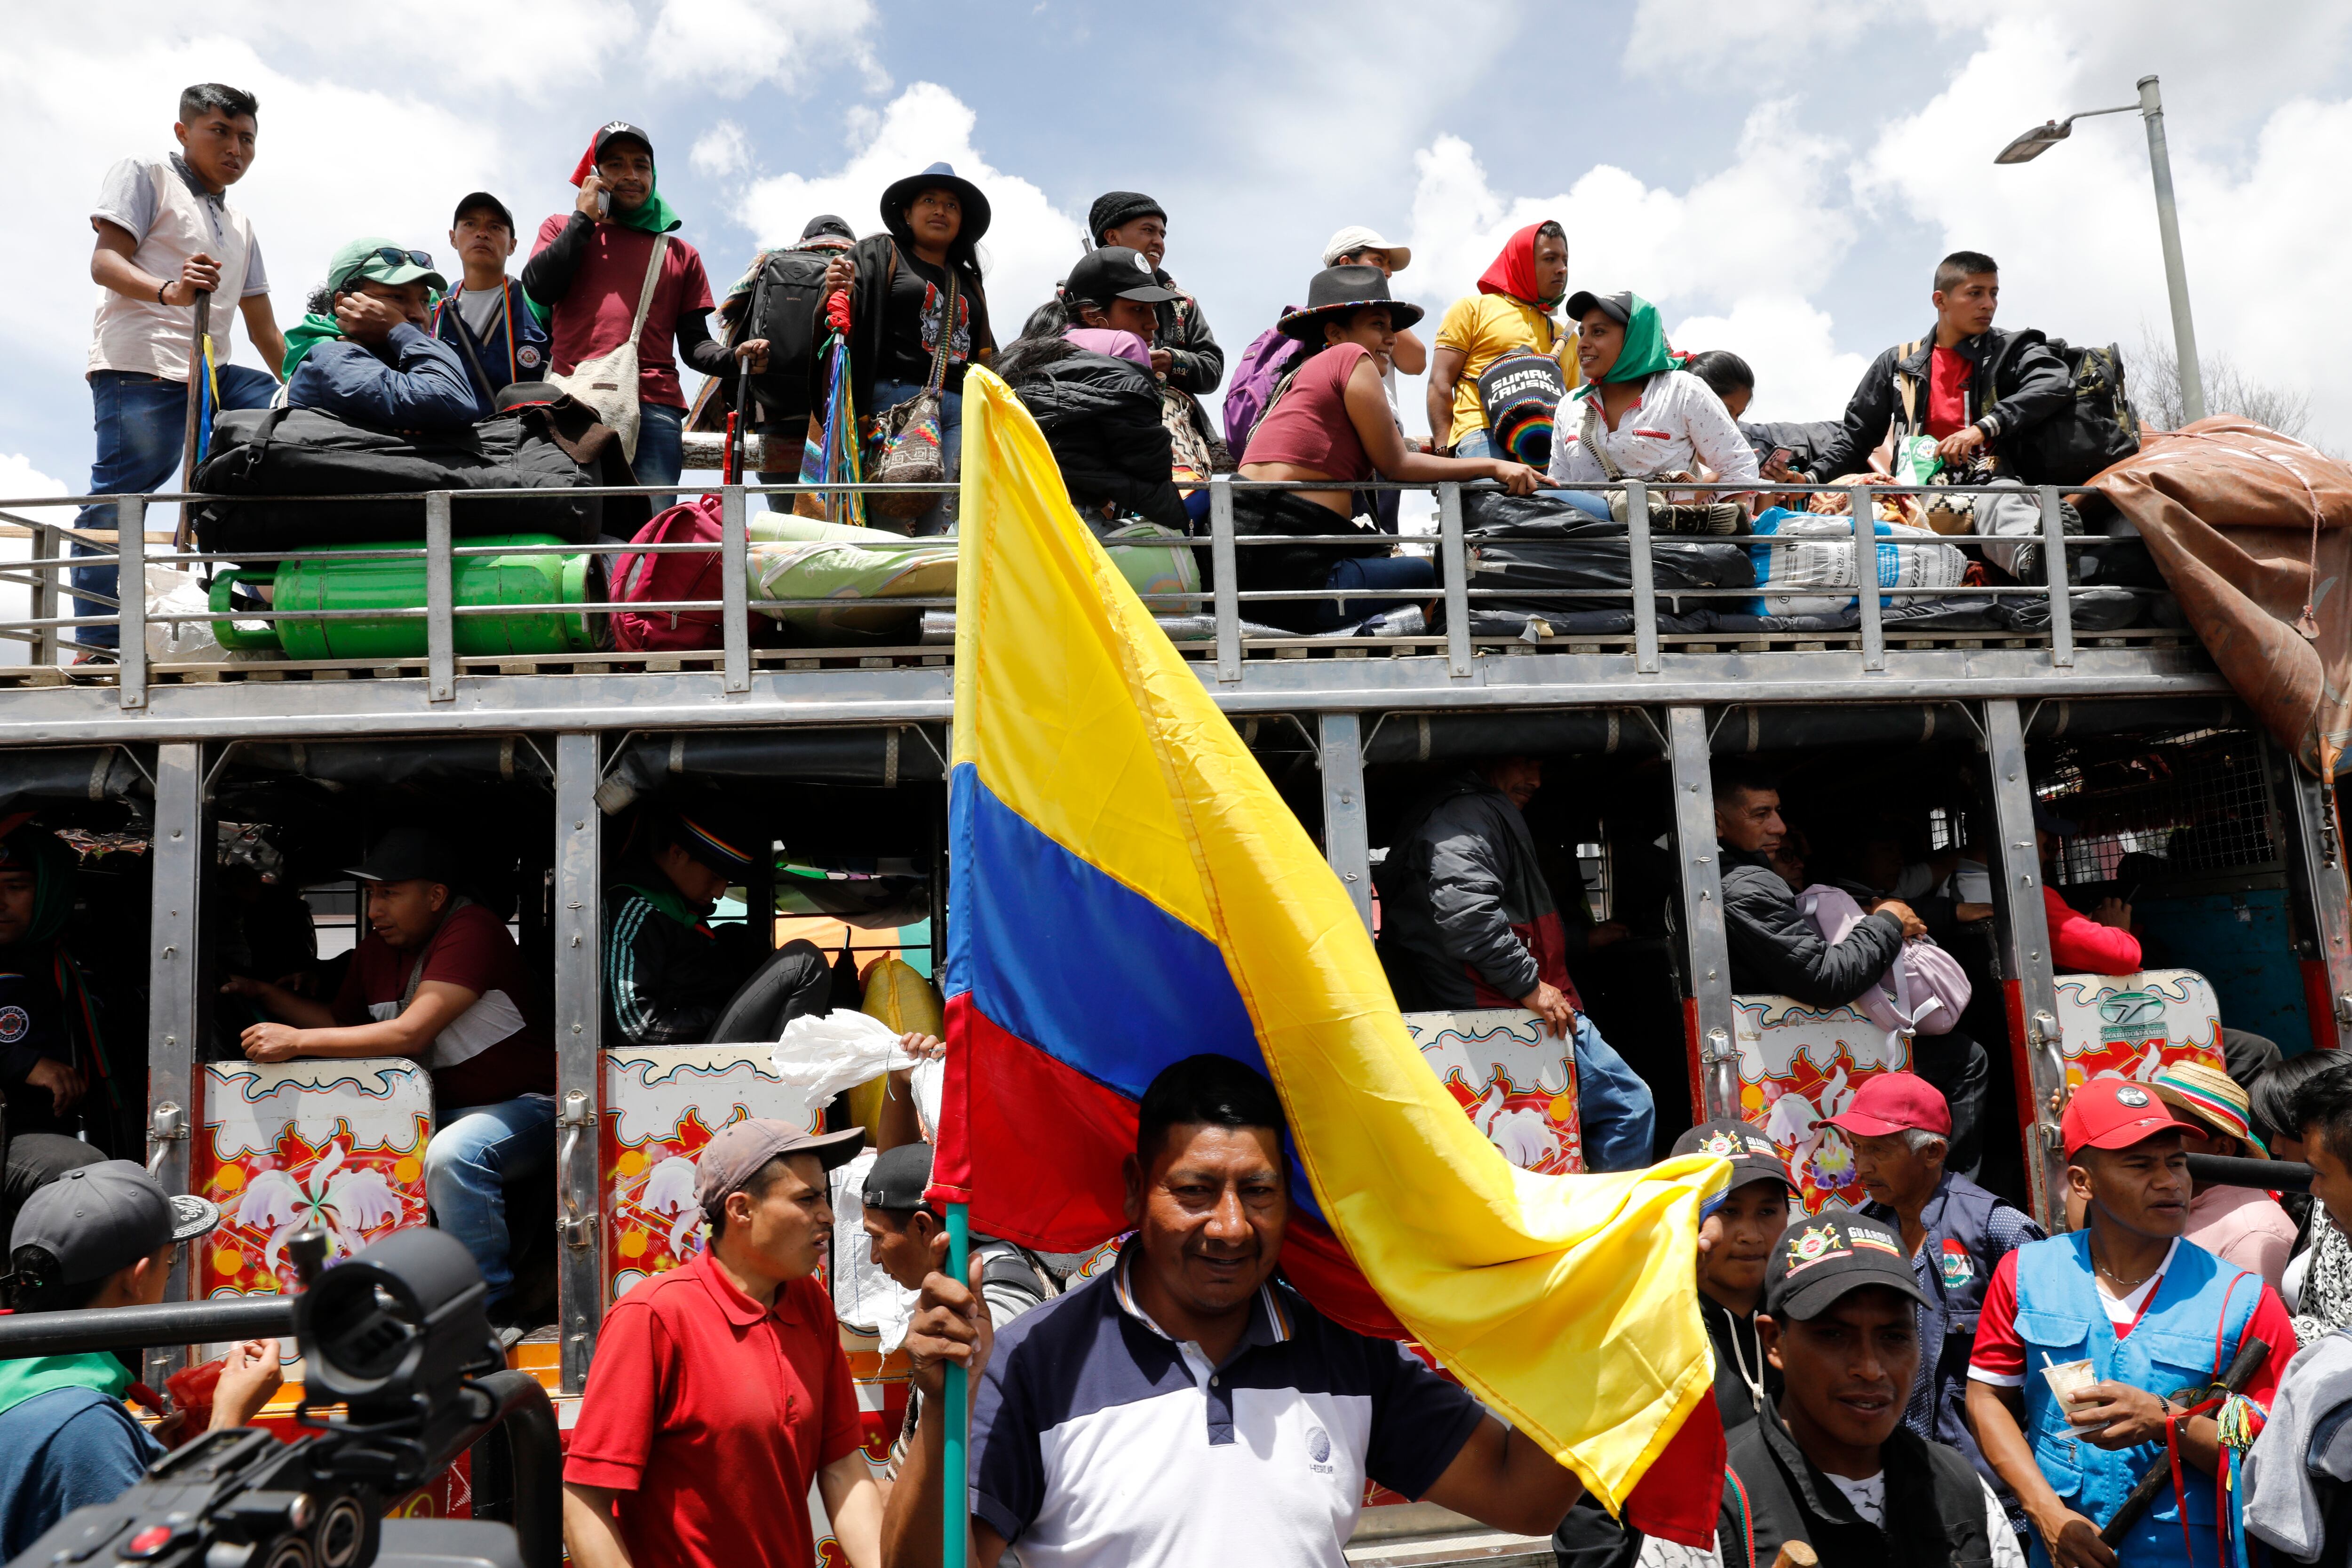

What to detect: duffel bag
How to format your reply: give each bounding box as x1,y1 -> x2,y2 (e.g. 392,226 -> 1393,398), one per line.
192,397 -> 637,554
1467,528 -> 1753,617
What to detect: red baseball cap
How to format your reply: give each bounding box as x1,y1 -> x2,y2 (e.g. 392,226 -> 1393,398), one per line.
2061,1076 -> 2207,1159
1825,1072 -> 1951,1139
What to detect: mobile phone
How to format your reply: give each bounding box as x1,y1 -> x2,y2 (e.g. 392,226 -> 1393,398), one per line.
1767,447 -> 1794,469
596,188 -> 611,219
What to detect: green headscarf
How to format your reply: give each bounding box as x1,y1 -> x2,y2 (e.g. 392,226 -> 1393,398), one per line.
0,1353 -> 132,1418
280,312 -> 342,380
607,181 -> 682,237
1572,293 -> 1677,401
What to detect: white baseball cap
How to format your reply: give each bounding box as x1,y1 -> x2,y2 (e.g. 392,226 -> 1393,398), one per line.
1321,225 -> 1411,272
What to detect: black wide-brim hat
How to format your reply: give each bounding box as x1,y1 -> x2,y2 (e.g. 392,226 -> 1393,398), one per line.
1277,264 -> 1425,342
881,162 -> 992,247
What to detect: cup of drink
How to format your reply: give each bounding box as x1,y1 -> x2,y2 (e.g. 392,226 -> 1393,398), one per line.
2041,1358 -> 2098,1405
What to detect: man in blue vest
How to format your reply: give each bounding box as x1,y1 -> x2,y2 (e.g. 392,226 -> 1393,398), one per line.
1835,1071 -> 2043,1493
434,192 -> 550,416
1965,1077 -> 2296,1568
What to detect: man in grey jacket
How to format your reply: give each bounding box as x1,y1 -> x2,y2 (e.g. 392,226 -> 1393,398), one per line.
1713,759 -> 1991,1178
1374,757 -> 1653,1171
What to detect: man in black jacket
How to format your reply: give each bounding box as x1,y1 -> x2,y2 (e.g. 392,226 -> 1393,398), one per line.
604,804 -> 826,1049
1374,758 -> 1653,1172
1802,253 -> 2074,576
1717,1209 -> 2017,1568
1088,190 -> 1227,471
1713,762 -> 1991,1178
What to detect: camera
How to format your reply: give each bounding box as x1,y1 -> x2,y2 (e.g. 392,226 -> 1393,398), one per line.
9,1229 -> 556,1568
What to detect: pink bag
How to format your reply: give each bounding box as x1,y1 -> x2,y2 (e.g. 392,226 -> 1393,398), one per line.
609,493 -> 724,652
1799,883 -> 1972,1037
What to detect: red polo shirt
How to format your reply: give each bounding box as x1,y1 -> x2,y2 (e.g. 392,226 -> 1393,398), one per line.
565,1250 -> 861,1568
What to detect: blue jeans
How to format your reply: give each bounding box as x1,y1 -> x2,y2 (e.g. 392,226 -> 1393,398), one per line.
1320,554 -> 1436,629
1571,1013 -> 1656,1174
635,401 -> 686,513
73,365 -> 278,649
872,379 -> 963,536
424,1094 -> 558,1306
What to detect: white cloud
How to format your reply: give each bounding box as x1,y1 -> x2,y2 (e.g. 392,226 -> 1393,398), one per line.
691,120 -> 752,180
646,0 -> 884,97
0,455 -> 69,500
1626,0 -> 1905,75
732,83 -> 1087,333
1668,298 -> 1869,428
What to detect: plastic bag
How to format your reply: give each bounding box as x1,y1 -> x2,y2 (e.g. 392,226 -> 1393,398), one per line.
771,1010 -> 919,1105
1892,435 -> 1943,488
829,1148 -> 919,1348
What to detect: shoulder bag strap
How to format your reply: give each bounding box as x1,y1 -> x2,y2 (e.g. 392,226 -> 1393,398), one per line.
1582,398 -> 1624,482
1894,339 -> 1923,436
441,303 -> 500,410
622,234 -> 670,349
924,267 -> 959,395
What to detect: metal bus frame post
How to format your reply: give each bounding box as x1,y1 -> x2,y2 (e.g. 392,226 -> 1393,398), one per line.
1982,699 -> 2067,1230
1318,712 -> 1373,933
1667,707 -> 1736,1121
143,742 -> 204,1389
553,732 -> 604,1392
2279,763 -> 2352,1050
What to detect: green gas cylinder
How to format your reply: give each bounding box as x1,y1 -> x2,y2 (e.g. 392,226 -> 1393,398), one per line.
209,534 -> 598,661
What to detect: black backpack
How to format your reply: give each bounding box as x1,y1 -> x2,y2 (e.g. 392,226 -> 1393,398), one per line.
742,249 -> 832,422
2006,336 -> 2141,486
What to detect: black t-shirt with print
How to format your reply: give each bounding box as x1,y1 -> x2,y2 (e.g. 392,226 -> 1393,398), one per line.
879,253 -> 975,392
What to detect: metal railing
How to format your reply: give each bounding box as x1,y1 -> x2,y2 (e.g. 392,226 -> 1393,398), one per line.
0,469 -> 2175,708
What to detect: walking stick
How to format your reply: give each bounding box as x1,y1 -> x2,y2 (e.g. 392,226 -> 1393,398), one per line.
726,272 -> 769,486
172,290 -> 212,551
2097,1335 -> 2269,1547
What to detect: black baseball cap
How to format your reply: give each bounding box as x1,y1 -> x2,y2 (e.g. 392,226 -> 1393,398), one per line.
862,1142 -> 934,1213
593,120 -> 654,162
346,826 -> 459,886
1065,246 -> 1178,308
10,1161 -> 220,1289
1565,290 -> 1634,326
664,804 -> 764,882
1673,1119 -> 1793,1194
453,191 -> 516,232
1763,1209 -> 1927,1321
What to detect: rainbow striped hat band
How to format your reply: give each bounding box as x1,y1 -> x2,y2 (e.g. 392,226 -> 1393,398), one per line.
676,814 -> 758,879
2149,1059 -> 2265,1157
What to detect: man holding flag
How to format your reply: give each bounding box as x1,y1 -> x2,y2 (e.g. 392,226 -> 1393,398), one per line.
883,1053 -> 1586,1566
896,368 -> 1735,1566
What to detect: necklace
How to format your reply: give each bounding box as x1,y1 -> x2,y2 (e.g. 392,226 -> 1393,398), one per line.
1717,1302 -> 1766,1412
2093,1250 -> 2161,1293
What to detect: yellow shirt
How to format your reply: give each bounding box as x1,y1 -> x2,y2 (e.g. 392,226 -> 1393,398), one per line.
1434,294 -> 1580,445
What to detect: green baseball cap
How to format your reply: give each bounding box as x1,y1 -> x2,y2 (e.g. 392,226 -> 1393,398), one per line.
328,236 -> 448,296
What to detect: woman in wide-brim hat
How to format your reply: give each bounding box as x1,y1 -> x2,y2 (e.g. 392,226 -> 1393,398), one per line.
1232,265 -> 1540,634
821,161 -> 997,533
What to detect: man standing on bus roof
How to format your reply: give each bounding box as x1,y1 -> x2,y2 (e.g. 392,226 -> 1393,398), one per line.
1965,1079 -> 2296,1568
433,191 -> 550,417
1373,756 -> 1654,1172
883,1055 -> 1588,1567
1712,759 -> 1993,1181
220,827 -> 556,1322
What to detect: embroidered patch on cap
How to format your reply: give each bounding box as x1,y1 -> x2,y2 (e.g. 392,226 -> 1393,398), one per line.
1131,251 -> 1153,273
1849,1227 -> 1902,1256
1784,1223 -> 1850,1276
2115,1086 -> 2152,1108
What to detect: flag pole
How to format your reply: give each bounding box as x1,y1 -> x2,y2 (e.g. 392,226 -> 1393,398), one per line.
943,1200 -> 971,1568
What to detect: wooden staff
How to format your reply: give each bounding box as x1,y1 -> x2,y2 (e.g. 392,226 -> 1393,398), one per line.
1768,1541 -> 1818,1568
173,291 -> 211,550
2098,1335 -> 2269,1547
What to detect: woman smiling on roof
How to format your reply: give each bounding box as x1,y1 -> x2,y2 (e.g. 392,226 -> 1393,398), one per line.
1547,289 -> 1758,530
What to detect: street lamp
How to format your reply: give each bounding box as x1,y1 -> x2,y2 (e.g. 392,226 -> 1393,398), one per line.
1996,74 -> 2204,422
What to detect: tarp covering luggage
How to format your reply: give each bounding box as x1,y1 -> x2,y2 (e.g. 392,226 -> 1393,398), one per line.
191,397 -> 644,553
2090,417 -> 2351,777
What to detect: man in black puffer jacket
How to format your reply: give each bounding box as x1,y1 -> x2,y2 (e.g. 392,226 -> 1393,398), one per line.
1713,760 -> 1991,1177
1801,250 -> 2070,486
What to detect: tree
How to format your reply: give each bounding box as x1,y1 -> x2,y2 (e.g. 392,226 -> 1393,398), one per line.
2126,327 -> 2312,439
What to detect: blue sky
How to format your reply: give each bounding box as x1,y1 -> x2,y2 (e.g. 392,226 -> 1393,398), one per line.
4,0 -> 2349,505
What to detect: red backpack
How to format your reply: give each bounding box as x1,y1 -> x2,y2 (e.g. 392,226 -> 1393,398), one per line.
609,493 -> 724,652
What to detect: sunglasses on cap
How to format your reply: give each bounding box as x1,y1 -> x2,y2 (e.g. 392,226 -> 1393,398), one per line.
334,247 -> 437,290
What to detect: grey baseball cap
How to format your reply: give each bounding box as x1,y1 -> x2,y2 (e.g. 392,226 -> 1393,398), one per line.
694,1119 -> 866,1211
10,1161 -> 221,1286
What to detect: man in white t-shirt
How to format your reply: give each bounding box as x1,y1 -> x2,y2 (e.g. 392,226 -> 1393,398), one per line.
75,83 -> 286,654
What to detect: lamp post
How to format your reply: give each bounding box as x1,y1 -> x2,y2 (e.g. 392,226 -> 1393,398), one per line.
1996,73 -> 2204,422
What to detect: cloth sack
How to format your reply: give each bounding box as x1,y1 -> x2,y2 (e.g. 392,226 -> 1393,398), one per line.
1798,883 -> 1971,1040
547,235 -> 669,462
869,258 -> 958,520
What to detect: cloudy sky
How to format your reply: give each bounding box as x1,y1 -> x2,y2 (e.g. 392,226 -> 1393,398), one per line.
3,0 -> 2347,506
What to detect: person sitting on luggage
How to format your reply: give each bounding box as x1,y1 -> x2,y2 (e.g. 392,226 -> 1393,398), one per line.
858,1142 -> 1057,1490
1371,756 -> 1653,1173
1719,1208 -> 2024,1568
432,191 -> 549,418
1967,1078 -> 2296,1568
2150,1059 -> 2298,1295
994,246 -> 1188,529
1553,1119 -> 1793,1566
605,803 -> 827,1050
1834,1073 -> 2043,1506
1546,290 -> 1756,530
0,1162 -> 283,1560
1684,348 -> 1837,496
1236,264 -> 1540,633
219,828 -> 556,1319
280,238 -> 478,432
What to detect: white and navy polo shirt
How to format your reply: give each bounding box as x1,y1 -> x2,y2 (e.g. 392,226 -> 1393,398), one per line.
969,1250 -> 1486,1568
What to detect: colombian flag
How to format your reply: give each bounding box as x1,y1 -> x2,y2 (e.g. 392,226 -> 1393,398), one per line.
930,369 -> 1729,1540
